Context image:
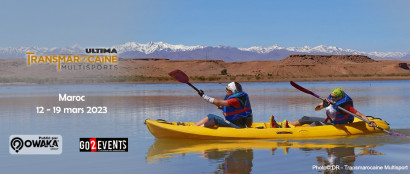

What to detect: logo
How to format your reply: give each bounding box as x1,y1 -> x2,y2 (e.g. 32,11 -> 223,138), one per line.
26,48 -> 118,71
10,137 -> 24,153
9,135 -> 62,155
79,138 -> 128,152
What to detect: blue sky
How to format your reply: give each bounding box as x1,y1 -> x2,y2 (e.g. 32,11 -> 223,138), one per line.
1,0 -> 409,52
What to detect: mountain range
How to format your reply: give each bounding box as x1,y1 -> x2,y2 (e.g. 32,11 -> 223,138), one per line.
1,42 -> 409,61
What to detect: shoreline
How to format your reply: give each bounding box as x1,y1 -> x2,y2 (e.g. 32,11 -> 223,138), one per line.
1,56 -> 409,86
1,76 -> 410,86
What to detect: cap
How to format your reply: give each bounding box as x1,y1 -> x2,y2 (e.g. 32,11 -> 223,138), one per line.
331,88 -> 345,98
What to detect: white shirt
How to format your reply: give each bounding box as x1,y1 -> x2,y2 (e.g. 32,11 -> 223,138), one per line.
326,105 -> 337,120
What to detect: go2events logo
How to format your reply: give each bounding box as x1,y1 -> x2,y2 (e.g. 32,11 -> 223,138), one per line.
10,135 -> 62,155
80,138 -> 128,152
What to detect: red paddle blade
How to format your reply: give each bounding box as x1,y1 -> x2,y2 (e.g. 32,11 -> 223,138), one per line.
290,81 -> 320,98
169,69 -> 189,83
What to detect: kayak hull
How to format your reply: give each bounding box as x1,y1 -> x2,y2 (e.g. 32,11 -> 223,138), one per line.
145,117 -> 390,140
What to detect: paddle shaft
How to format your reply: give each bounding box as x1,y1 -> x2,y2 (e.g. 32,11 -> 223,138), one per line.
187,82 -> 200,93
290,81 -> 391,134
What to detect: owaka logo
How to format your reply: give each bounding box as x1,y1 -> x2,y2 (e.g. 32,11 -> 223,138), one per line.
9,135 -> 62,155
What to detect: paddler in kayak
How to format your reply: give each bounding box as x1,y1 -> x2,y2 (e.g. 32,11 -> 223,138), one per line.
274,88 -> 377,127
194,82 -> 253,128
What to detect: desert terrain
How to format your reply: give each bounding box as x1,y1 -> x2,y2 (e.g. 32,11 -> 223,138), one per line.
0,55 -> 409,85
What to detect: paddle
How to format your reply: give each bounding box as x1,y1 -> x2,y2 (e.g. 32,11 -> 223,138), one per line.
169,69 -> 200,93
290,81 -> 407,137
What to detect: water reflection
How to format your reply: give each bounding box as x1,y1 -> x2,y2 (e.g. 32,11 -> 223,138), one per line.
314,147 -> 382,173
205,149 -> 253,174
146,139 -> 384,173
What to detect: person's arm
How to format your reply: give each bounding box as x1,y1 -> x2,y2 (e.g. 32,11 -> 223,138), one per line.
201,94 -> 230,106
212,99 -> 230,106
315,102 -> 324,111
345,104 -> 377,127
199,90 -> 239,107
354,111 -> 377,127
315,98 -> 333,111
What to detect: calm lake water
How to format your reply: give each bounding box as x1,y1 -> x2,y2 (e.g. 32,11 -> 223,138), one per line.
0,81 -> 409,173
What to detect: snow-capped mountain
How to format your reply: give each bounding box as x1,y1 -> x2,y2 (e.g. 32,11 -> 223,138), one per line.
0,45 -> 84,58
112,41 -> 205,54
1,42 -> 409,61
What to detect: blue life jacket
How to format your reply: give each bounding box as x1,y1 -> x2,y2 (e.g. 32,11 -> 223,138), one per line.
327,93 -> 354,124
222,92 -> 252,121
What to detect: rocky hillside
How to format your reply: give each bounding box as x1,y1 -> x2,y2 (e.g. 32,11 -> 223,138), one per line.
280,55 -> 375,65
0,55 -> 409,84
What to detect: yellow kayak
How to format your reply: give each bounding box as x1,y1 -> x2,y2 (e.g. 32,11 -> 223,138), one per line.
145,117 -> 390,140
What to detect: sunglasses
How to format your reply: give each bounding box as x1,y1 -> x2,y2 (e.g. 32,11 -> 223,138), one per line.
330,95 -> 340,99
